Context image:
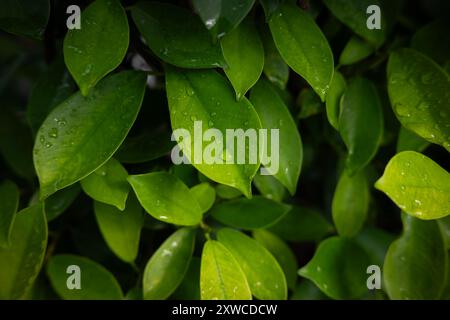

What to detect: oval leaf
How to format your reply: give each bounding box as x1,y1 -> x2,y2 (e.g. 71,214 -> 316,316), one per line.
217,228 -> 287,300
200,240 -> 252,300
396,126 -> 430,153
33,71 -> 146,200
143,228 -> 196,300
0,180 -> 19,247
325,71 -> 346,130
339,36 -> 374,66
190,183 -> 216,214
375,151 -> 450,220
64,0 -> 129,95
128,172 -> 202,226
253,172 -> 287,202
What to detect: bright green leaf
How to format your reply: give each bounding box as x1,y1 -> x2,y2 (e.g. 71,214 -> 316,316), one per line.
190,183 -> 216,214
253,172 -> 287,202
215,184 -> 243,199
325,71 -> 346,130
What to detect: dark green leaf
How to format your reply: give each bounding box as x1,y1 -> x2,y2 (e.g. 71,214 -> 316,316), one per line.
253,172 -> 287,202
339,36 -> 374,66
325,70 -> 346,130
0,180 -> 19,247
396,126 -> 430,153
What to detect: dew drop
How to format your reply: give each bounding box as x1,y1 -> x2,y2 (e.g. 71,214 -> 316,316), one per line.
48,128 -> 58,138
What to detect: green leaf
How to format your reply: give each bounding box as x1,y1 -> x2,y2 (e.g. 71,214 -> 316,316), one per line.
215,184 -> 243,199
383,214 -> 447,299
260,0 -> 282,20
44,184 -> 80,221
438,216 -> 450,250
411,19 -> 450,66
200,240 -> 251,300
211,196 -> 290,229
64,0 -> 129,96
0,0 -> 49,39
339,36 -> 374,66
269,3 -> 334,101
0,203 -> 47,299
387,48 -> 450,151
323,0 -> 386,48
190,183 -> 216,214
252,229 -> 298,290
47,254 -> 123,299
27,59 -> 75,135
166,67 -> 261,197
192,0 -> 255,39
253,172 -> 287,202
94,195 -> 143,263
355,227 -> 395,267
221,15 -> 264,100
396,126 -> 430,153
33,71 -> 146,200
291,279 -> 329,300
81,158 -> 130,210
217,228 -> 287,300
332,168 -> 369,237
325,71 -> 346,130
375,151 -> 450,220
128,172 -> 202,226
143,228 -> 196,300
269,206 -> 333,242
132,2 -> 225,69
339,77 -> 383,174
299,236 -> 370,299
0,180 -> 19,247
250,79 -> 302,194
297,88 -> 322,119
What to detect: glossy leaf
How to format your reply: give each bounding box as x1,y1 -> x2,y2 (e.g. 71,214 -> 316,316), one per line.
252,229 -> 298,290
193,0 -> 255,39
94,195 -> 143,263
33,71 -> 146,200
396,126 -> 430,153
200,240 -> 251,300
128,172 -> 202,226
325,71 -> 346,130
253,172 -> 286,202
269,206 -> 333,242
143,228 -> 195,300
269,3 -> 334,101
217,228 -> 287,300
132,2 -> 225,69
387,48 -> 450,151
211,196 -> 290,230
47,254 -> 123,299
0,180 -> 19,247
215,184 -> 243,199
339,77 -> 383,174
375,151 -> 450,220
299,236 -> 370,299
81,158 -> 130,210
221,15 -> 264,100
339,36 -> 374,66
64,0 -> 129,96
323,0 -> 386,47
166,67 -> 261,197
383,214 -> 447,299
332,168 -> 369,237
0,0 -> 49,39
190,183 -> 216,214
250,79 -> 302,194
0,204 -> 47,299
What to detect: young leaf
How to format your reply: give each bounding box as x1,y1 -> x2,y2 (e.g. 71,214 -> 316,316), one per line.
375,151 -> 450,220
339,36 -> 374,66
200,240 -> 251,300
33,71 -> 146,200
221,15 -> 264,100
217,228 -> 287,300
0,0 -> 49,39
0,180 -> 19,247
339,77 -> 383,174
387,48 -> 450,151
132,2 -> 225,69
166,67 -> 261,197
396,126 -> 430,153
81,158 -> 130,211
192,0 -> 255,39
47,254 -> 123,299
325,71 -> 346,130
384,214 -> 447,299
64,0 -> 129,96
252,229 -> 298,290
143,228 -> 196,300
210,196 -> 290,230
128,172 -> 202,226
250,79 -> 302,194
332,168 -> 369,237
269,2 -> 334,101
298,236 -> 370,299
0,203 -> 47,299
253,172 -> 287,202
190,183 -> 216,214
323,0 -> 386,48
94,195 -> 143,263
269,206 -> 333,242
